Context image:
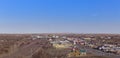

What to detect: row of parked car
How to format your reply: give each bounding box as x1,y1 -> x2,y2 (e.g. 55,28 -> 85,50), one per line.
92,44 -> 120,55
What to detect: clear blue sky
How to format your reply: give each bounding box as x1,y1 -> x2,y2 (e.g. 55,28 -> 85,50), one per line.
0,0 -> 120,33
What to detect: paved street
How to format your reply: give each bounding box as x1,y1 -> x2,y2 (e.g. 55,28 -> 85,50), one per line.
77,45 -> 120,58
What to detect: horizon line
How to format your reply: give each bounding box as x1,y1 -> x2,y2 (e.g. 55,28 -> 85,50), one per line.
0,32 -> 120,35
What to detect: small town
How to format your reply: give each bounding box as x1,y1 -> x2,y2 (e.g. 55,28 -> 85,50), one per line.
0,0 -> 120,58
0,34 -> 119,58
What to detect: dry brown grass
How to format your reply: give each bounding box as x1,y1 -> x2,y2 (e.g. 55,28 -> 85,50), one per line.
0,35 -> 30,55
